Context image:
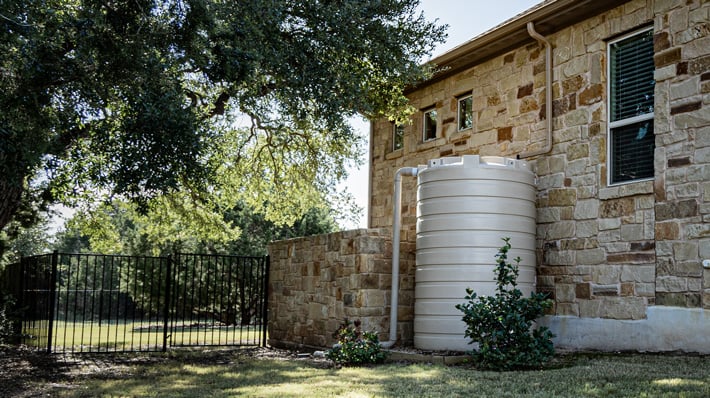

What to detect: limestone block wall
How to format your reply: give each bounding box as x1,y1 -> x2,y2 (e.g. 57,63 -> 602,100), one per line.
652,0 -> 710,309
369,0 -> 709,321
267,229 -> 416,348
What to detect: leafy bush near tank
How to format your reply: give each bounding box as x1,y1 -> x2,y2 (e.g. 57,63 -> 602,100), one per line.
326,318 -> 388,366
456,238 -> 554,370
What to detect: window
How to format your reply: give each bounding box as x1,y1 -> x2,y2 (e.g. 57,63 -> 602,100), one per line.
423,109 -> 437,141
608,28 -> 655,185
393,124 -> 404,151
458,95 -> 473,131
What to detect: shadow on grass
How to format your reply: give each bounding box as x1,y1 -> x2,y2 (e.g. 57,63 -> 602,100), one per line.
7,348 -> 709,397
0,346 -> 77,397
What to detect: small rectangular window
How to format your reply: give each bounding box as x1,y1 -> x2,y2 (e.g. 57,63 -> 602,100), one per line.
423,109 -> 437,141
393,124 -> 404,151
608,28 -> 655,185
458,95 -> 473,131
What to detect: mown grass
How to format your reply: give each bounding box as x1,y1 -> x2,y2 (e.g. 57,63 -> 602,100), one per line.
25,320 -> 262,352
58,352 -> 709,397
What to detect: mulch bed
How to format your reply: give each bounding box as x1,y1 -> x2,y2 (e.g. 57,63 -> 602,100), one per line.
1,345 -> 79,397
0,345 -> 329,397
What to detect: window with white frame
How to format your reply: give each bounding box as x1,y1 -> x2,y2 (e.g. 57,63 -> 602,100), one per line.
393,123 -> 404,151
608,28 -> 655,185
458,94 -> 473,131
423,109 -> 437,141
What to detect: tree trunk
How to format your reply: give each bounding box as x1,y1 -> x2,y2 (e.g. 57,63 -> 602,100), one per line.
0,177 -> 24,233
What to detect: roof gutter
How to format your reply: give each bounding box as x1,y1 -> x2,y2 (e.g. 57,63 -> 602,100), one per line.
418,0 -> 623,87
429,0 -> 567,65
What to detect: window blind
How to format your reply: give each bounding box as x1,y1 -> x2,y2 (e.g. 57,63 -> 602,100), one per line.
610,30 -> 655,122
611,120 -> 655,183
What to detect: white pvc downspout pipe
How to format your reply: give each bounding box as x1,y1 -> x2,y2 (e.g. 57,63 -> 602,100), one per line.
381,166 -> 418,348
519,21 -> 553,159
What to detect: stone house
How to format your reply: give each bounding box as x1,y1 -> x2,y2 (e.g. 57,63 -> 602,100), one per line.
268,0 -> 709,352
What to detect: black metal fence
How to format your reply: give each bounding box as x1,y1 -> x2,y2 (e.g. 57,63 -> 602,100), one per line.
0,252 -> 269,353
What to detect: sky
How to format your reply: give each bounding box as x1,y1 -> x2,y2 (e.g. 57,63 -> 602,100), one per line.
341,0 -> 542,229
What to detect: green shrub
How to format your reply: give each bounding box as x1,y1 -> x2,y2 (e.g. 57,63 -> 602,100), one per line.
326,318 -> 387,366
0,293 -> 16,344
455,238 -> 555,370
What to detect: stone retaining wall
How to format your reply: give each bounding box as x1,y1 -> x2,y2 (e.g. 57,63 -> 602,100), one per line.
267,228 -> 415,349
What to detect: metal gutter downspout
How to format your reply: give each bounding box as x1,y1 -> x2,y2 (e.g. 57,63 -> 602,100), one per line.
519,21 -> 553,159
381,166 -> 418,348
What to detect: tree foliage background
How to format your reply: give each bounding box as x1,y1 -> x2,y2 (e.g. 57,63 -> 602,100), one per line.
0,0 -> 446,253
54,200 -> 339,257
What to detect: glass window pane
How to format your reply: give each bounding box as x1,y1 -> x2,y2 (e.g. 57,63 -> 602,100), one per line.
458,96 -> 473,131
423,110 -> 437,141
610,30 -> 654,122
393,124 -> 404,151
611,120 -> 655,184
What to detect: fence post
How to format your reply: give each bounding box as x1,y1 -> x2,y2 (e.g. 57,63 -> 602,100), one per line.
162,254 -> 173,352
12,257 -> 26,345
47,251 -> 58,353
261,256 -> 270,347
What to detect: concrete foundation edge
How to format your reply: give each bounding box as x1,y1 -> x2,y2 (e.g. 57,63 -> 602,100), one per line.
539,306 -> 710,354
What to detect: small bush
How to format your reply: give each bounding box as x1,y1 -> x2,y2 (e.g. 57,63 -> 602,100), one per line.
0,293 -> 16,344
326,318 -> 387,366
456,238 -> 554,370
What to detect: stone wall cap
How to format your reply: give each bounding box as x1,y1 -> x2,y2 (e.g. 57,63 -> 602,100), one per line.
268,227 -> 392,245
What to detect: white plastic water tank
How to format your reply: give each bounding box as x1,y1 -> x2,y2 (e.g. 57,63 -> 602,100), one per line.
414,155 -> 537,351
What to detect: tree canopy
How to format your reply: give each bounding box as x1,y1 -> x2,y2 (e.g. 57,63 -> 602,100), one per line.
54,199 -> 338,257
0,0 -> 446,238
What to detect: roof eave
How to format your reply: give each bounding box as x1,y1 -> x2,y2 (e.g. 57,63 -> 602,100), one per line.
410,0 -> 626,91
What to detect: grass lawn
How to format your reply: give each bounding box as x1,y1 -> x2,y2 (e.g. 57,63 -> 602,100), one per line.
54,350 -> 709,397
24,320 -> 262,352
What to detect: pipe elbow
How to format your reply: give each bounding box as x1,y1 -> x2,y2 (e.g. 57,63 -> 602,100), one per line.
397,167 -> 419,177
519,21 -> 553,159
380,340 -> 396,349
527,22 -> 550,46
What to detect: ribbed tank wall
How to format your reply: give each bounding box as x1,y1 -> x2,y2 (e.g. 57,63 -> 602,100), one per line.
414,155 -> 537,351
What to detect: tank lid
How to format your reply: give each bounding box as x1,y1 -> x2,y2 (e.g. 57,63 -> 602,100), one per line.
426,155 -> 531,172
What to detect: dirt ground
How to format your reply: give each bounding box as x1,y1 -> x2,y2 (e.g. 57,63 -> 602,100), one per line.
0,345 -> 328,397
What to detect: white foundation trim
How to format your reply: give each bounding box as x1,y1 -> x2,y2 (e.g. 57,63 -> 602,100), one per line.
539,306 -> 710,353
